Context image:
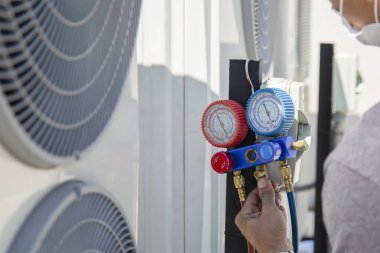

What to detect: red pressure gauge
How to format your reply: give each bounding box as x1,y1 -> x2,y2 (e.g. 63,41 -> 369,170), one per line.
201,100 -> 248,148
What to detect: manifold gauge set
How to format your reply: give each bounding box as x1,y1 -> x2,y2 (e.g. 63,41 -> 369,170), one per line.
201,79 -> 311,179
201,75 -> 312,253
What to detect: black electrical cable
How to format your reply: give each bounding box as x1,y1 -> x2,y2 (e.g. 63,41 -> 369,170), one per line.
294,182 -> 316,192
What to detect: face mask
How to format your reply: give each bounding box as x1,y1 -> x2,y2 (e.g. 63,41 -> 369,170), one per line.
337,0 -> 380,47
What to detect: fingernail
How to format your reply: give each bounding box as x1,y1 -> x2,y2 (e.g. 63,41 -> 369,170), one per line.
258,177 -> 267,189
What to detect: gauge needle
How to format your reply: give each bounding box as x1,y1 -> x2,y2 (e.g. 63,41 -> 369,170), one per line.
263,103 -> 275,128
217,115 -> 227,135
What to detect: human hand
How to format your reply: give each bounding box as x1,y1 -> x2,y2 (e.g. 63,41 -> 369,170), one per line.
330,0 -> 378,29
235,177 -> 291,253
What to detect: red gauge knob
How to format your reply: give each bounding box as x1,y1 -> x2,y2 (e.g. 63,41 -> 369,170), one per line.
211,152 -> 233,174
201,100 -> 248,148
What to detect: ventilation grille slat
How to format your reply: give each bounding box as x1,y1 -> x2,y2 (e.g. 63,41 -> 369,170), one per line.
8,181 -> 136,253
0,0 -> 141,167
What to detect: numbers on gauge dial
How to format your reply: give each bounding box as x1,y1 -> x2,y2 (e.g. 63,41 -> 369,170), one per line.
204,104 -> 237,145
248,92 -> 283,133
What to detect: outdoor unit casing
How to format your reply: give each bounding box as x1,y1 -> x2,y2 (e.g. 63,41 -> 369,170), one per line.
0,1 -> 141,252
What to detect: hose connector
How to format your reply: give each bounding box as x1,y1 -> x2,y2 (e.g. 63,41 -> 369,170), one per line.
233,171 -> 247,203
292,139 -> 309,151
254,164 -> 267,181
280,160 -> 293,192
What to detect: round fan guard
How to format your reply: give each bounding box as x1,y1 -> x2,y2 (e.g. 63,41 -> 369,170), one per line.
0,0 -> 141,167
241,0 -> 279,75
241,0 -> 310,80
7,180 -> 136,253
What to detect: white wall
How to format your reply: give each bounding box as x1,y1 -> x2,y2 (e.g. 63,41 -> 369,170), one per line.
136,0 -> 220,252
136,0 -> 250,252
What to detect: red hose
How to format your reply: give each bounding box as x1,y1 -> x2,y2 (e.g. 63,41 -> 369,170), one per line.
240,201 -> 256,253
247,242 -> 255,253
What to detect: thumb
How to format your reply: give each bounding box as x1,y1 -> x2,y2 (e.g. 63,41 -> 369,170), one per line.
257,177 -> 276,208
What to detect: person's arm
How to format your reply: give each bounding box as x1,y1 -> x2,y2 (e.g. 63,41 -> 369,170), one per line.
235,177 -> 292,253
330,0 -> 379,29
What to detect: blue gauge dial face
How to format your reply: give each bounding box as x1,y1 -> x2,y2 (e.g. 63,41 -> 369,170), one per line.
248,92 -> 284,134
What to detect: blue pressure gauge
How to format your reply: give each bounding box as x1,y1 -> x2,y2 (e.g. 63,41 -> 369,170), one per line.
246,88 -> 295,136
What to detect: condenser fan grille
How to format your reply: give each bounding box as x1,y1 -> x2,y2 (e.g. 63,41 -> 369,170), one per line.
0,0 -> 141,167
242,0 -> 279,75
8,181 -> 136,253
242,0 -> 311,80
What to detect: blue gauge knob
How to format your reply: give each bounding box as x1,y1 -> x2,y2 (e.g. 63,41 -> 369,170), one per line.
257,141 -> 282,163
246,88 -> 295,136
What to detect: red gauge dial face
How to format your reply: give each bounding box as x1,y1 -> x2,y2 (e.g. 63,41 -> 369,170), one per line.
201,100 -> 248,148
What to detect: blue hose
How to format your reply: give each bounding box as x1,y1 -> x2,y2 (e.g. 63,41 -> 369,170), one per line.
287,191 -> 299,253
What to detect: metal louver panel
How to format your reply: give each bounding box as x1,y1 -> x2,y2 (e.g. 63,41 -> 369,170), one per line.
296,0 -> 311,81
241,0 -> 311,81
7,180 -> 136,253
0,0 -> 141,167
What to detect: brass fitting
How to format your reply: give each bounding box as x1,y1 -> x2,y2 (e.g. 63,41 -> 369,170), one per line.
233,171 -> 247,203
292,140 -> 309,151
280,160 -> 293,192
254,165 -> 267,181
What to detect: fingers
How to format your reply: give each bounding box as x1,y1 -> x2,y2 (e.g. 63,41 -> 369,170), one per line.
235,213 -> 245,233
272,181 -> 286,217
235,188 -> 261,231
275,196 -> 281,208
278,205 -> 287,219
275,189 -> 282,207
236,178 -> 284,232
241,188 -> 260,214
271,181 -> 279,191
257,177 -> 276,209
